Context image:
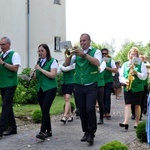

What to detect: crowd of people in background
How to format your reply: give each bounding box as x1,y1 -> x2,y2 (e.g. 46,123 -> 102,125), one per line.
0,35 -> 150,146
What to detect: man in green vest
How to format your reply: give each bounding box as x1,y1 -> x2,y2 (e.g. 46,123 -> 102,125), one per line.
65,33 -> 102,146
101,48 -> 117,120
0,37 -> 21,139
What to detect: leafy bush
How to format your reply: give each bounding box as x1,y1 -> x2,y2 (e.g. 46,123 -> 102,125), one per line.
100,140 -> 128,150
136,121 -> 147,142
15,68 -> 38,104
32,109 -> 42,123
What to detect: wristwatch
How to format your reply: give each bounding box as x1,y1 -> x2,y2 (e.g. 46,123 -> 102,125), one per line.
82,53 -> 86,59
2,62 -> 6,66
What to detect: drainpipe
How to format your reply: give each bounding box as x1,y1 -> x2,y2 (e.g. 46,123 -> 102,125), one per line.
27,0 -> 30,67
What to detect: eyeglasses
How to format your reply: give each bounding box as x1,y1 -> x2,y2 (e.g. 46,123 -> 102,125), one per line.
102,53 -> 107,55
0,43 -> 6,46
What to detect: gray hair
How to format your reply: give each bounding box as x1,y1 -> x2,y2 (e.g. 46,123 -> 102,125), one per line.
1,37 -> 11,44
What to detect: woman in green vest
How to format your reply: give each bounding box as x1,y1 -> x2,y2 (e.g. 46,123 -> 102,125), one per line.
60,63 -> 75,123
32,43 -> 58,140
119,47 -> 147,129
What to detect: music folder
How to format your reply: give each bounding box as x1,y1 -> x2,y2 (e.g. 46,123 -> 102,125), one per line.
60,41 -> 72,50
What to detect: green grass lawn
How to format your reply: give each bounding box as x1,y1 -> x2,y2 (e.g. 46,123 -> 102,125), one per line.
12,96 -> 75,118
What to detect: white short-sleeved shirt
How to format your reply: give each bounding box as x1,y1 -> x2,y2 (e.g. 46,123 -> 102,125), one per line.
2,49 -> 21,66
39,58 -> 58,70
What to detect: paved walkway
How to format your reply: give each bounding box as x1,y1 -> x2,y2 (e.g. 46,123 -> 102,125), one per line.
0,93 -> 147,150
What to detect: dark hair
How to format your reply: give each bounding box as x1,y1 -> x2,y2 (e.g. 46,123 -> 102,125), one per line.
38,43 -> 51,60
101,48 -> 109,53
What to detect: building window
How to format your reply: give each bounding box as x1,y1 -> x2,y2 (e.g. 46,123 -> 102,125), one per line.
54,37 -> 61,51
54,0 -> 61,5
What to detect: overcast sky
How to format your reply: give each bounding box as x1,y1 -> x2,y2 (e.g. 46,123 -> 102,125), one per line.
66,0 -> 150,50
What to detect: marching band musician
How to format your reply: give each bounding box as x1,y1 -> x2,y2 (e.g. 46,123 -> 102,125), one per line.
32,43 -> 58,140
119,47 -> 147,130
60,63 -> 75,123
0,37 -> 21,139
65,33 -> 102,145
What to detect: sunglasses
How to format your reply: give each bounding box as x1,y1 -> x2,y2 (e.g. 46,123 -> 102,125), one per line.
102,53 -> 108,55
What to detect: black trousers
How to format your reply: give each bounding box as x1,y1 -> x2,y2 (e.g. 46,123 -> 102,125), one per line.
97,86 -> 104,120
0,86 -> 17,133
37,88 -> 57,133
74,83 -> 98,136
104,82 -> 113,114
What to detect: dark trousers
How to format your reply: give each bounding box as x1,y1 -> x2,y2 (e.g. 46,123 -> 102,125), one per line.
0,86 -> 17,133
74,83 -> 98,136
97,86 -> 104,120
104,82 -> 113,114
37,88 -> 57,133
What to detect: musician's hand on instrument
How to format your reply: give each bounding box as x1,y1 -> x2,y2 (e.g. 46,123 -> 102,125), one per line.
35,64 -> 41,71
130,70 -> 137,76
125,79 -> 129,86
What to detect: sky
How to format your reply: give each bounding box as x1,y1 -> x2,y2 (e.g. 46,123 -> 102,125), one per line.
66,0 -> 150,50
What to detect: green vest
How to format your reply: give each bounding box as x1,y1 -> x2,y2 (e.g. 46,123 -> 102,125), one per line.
0,51 -> 18,88
62,69 -> 75,85
98,71 -> 105,87
104,59 -> 113,84
36,58 -> 57,92
74,48 -> 99,85
124,61 -> 144,92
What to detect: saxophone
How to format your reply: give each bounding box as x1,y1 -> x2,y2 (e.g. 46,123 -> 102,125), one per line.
126,61 -> 135,91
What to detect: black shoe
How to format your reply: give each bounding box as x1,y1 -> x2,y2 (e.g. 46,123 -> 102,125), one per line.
134,126 -> 137,129
68,116 -> 73,122
131,115 -> 135,120
80,133 -> 88,142
3,128 -> 17,136
143,108 -> 147,114
106,114 -> 111,120
87,135 -> 94,145
75,109 -> 80,117
36,132 -> 45,140
119,123 -> 129,130
0,132 -> 3,139
97,119 -> 103,125
44,131 -> 52,138
60,116 -> 67,124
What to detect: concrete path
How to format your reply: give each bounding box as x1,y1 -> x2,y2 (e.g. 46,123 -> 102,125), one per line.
0,93 -> 147,150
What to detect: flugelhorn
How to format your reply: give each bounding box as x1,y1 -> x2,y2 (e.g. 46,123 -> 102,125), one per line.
65,46 -> 80,57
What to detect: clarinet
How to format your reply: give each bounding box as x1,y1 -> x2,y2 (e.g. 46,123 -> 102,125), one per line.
26,56 -> 41,87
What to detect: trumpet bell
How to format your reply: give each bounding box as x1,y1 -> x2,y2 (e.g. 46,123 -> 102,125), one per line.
65,47 -> 80,57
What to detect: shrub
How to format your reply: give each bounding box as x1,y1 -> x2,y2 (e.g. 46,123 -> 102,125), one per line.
136,121 -> 147,142
100,140 -> 128,150
32,109 -> 42,123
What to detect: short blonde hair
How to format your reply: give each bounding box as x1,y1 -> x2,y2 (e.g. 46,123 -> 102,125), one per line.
128,47 -> 140,59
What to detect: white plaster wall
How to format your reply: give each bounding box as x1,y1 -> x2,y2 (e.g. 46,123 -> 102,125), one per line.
0,0 -> 66,72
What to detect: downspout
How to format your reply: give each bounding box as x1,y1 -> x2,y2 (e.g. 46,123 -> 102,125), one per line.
27,0 -> 30,67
